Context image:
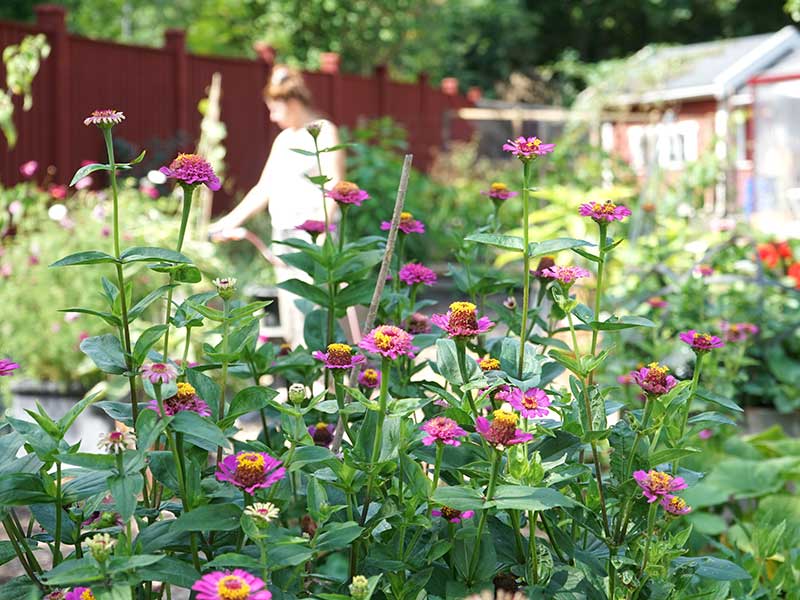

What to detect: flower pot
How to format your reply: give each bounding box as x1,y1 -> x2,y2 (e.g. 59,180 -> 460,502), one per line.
743,407 -> 800,436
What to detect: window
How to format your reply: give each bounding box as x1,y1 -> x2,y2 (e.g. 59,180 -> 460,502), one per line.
626,120 -> 699,171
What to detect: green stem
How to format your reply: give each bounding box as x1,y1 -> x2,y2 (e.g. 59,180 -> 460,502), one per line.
333,372 -> 353,441
673,353 -> 705,473
566,309 -> 581,358
589,221 -> 608,364
53,461 -> 62,565
338,205 -> 348,253
163,185 -> 195,360
431,442 -> 444,495
509,510 -> 526,565
455,338 -> 479,418
638,502 -> 658,577
2,517 -> 40,587
467,450 -> 500,583
518,161 -> 532,378
360,357 -> 391,525
181,327 -> 192,375
528,510 -> 539,586
217,298 -> 231,465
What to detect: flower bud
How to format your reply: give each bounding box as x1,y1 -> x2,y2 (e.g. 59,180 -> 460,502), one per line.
306,120 -> 323,139
213,277 -> 237,300
288,383 -> 306,405
87,533 -> 115,564
349,575 -> 370,600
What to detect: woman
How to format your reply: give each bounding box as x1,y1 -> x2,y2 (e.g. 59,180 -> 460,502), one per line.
209,66 -> 345,346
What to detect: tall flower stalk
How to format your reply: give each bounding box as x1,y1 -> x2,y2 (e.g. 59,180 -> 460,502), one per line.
162,183 -> 195,358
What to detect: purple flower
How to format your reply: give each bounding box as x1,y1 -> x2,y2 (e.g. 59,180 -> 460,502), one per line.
719,321 -> 759,343
141,362 -> 178,385
65,588 -> 95,600
326,181 -> 369,206
679,330 -> 724,353
192,569 -> 272,600
538,265 -> 591,285
661,495 -> 692,515
0,358 -> 20,376
508,387 -> 551,419
308,422 -> 335,447
698,429 -> 713,440
405,312 -> 431,334
502,136 -> 555,160
359,325 -> 418,360
19,160 -> 38,178
630,362 -> 678,396
578,200 -> 631,223
215,451 -> 286,495
695,264 -> 714,277
83,109 -> 125,128
431,301 -> 494,338
432,506 -> 475,524
358,368 -> 381,389
475,409 -> 533,449
399,263 -> 437,286
160,153 -> 221,191
420,417 -> 468,447
312,343 -> 366,369
633,470 -> 687,503
481,182 -> 518,201
296,220 -> 335,236
617,373 -> 634,386
147,382 -> 211,417
381,211 -> 425,234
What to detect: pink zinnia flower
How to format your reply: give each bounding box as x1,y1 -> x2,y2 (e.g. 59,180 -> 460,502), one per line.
578,200 -> 631,223
679,330 -> 724,353
65,588 -> 95,600
147,382 -> 211,417
358,368 -> 381,389
325,181 -> 369,206
617,373 -> 634,386
49,184 -> 68,200
647,297 -> 668,309
480,384 -> 516,404
0,358 -> 20,376
538,265 -> 591,285
633,469 -> 687,503
19,160 -> 38,178
308,422 -> 335,447
698,429 -> 713,440
431,506 -> 475,524
359,325 -> 418,360
481,182 -> 518,201
420,417 -> 468,446
140,362 -> 178,385
312,343 -> 366,369
695,264 -> 714,277
192,569 -> 272,600
215,451 -> 286,494
0,264 -> 10,279
399,263 -> 437,286
160,153 -> 221,191
660,495 -> 692,516
508,387 -> 551,418
8,200 -> 23,216
296,220 -> 335,236
83,109 -> 125,128
630,362 -> 678,396
431,301 -> 494,338
405,312 -> 431,334
381,211 -> 425,234
502,136 -> 555,160
475,409 -> 533,449
719,321 -> 759,343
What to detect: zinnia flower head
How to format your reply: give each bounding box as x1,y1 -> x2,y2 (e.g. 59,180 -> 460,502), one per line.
86,532 -> 116,563
381,211 -> 425,234
538,265 -> 591,286
481,384 -> 516,404
789,262 -> 800,288
420,417 -> 468,447
698,428 -> 714,440
160,153 -> 221,191
349,576 -> 370,600
19,160 -> 38,178
647,296 -> 668,309
83,109 -> 125,128
630,362 -> 678,396
695,264 -> 714,277
661,495 -> 691,515
326,181 -> 369,206
312,343 -> 366,369
617,373 -> 634,385
98,428 -> 136,454
308,422 -> 335,447
502,136 -> 555,160
720,321 -> 759,343
431,301 -> 494,338
633,469 -> 687,503
399,263 -> 437,286
147,382 -> 211,417
578,200 -> 631,223
191,569 -> 272,600
478,356 -> 501,372
405,312 -> 431,334
141,362 -> 178,385
359,325 -> 418,360
679,330 -> 724,353
215,451 -> 286,494
508,387 -> 551,418
45,591 -> 66,600
431,506 -> 475,523
358,368 -> 381,389
296,219 -> 335,237
0,358 -> 20,376
475,408 -> 533,450
481,182 -> 518,201
244,502 -> 280,526
65,588 -> 95,600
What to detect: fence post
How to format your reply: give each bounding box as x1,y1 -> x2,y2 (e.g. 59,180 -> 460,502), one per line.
165,29 -> 189,142
375,64 -> 388,117
320,52 -> 341,123
35,4 -> 70,183
416,72 -> 430,169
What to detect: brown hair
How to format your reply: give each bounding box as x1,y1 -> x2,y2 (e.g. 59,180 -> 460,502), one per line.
264,65 -> 312,106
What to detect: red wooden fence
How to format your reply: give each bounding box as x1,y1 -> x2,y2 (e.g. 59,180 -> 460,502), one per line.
0,4 -> 473,212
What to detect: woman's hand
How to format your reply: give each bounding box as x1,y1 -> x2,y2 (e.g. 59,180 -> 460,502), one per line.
208,225 -> 247,242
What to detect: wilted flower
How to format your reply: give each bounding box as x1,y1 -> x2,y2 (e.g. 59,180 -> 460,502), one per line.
308,422 -> 335,447
98,429 -> 136,453
719,321 -> 759,343
192,569 -> 272,600
432,506 -> 475,523
532,256 -> 556,279
358,368 -> 381,389
381,211 -> 425,234
481,182 -> 518,201
475,408 -> 533,449
147,382 -> 211,417
538,265 -> 591,285
661,495 -> 692,515
349,576 -> 370,600
45,591 -> 66,600
578,200 -> 631,223
431,301 -> 494,338
82,507 -> 122,529
398,263 -> 437,286
679,330 -> 724,353
478,356 -> 501,372
0,358 -> 20,376
647,296 -> 668,309
141,362 -> 178,385
83,109 -> 125,128
213,277 -> 237,299
633,469 -> 687,503
86,533 -> 115,563
508,387 -> 551,419
216,451 -> 285,494
630,362 -> 678,396
405,312 -> 431,334
244,502 -> 280,526
420,417 -> 468,447
326,181 -> 369,206
312,343 -> 366,369
19,160 -> 38,178
288,383 -> 306,404
502,136 -> 555,160
65,588 -> 95,600
160,153 -> 221,191
359,325 -> 418,360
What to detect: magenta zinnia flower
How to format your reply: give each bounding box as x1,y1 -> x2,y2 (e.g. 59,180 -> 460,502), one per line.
65,588 -> 95,600
431,301 -> 494,338
719,321 -> 759,343
160,153 -> 221,191
502,136 -> 555,160
617,373 -> 634,385
538,265 -> 591,285
480,384 -> 516,405
481,182 -> 518,201
308,422 -> 335,447
381,211 -> 425,234
578,200 -> 631,223
420,417 -> 468,447
147,382 -> 211,417
647,296 -> 668,309
83,109 -> 125,128
432,506 -> 475,524
660,495 -> 692,516
215,451 -> 285,494
141,362 -> 178,385
19,160 -> 38,178
630,362 -> 678,396
679,330 -> 724,353
296,220 -> 335,235
508,387 -> 551,418
192,569 -> 272,600
0,358 -> 20,376
405,312 -> 431,334
399,263 -> 437,286
312,343 -> 366,369
633,470 -> 687,503
358,368 -> 381,389
698,428 -> 713,440
326,181 -> 369,206
475,409 -> 533,449
359,325 -> 418,360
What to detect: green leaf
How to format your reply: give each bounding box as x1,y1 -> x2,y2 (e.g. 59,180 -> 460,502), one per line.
695,389 -> 743,413
289,446 -> 336,471
80,334 -> 128,374
59,307 -> 121,327
649,447 -> 700,467
170,411 -> 229,452
0,473 -> 51,505
50,250 -> 118,267
42,557 -> 103,585
120,247 -> 192,264
314,521 -> 363,552
464,232 -> 524,251
0,541 -> 20,567
528,237 -> 593,258
220,386 -> 278,428
267,539 -> 314,568
306,174 -> 331,185
204,552 -> 263,571
589,315 -> 656,331
139,556 -> 199,589
688,412 -> 736,426
434,339 -> 467,385
672,556 -> 751,581
125,149 -> 147,166
432,486 -> 485,511
133,324 -> 168,365
172,503 -> 242,532
70,162 -> 110,186
291,148 -> 317,156
128,285 -> 176,322
109,472 -> 143,522
186,301 -> 225,322
491,485 -> 579,511
56,453 -> 116,470
278,278 -> 330,307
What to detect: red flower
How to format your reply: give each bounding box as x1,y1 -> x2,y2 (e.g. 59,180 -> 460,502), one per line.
788,262 -> 800,288
757,243 -> 779,269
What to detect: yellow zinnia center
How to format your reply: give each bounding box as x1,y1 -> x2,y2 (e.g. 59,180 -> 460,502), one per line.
646,362 -> 669,376
490,182 -> 507,191
326,343 -> 353,365
177,382 -> 196,398
492,408 -> 518,427
648,471 -> 672,492
668,497 -> 687,511
333,181 -> 359,195
479,357 -> 500,371
217,575 -> 251,600
81,591 -> 96,600
400,211 -> 413,222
